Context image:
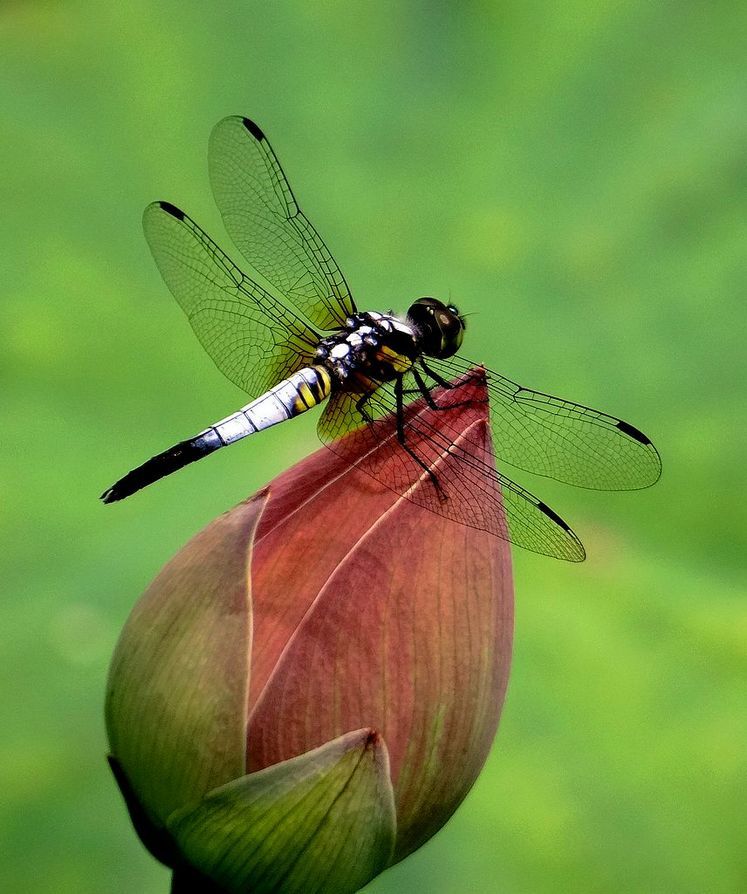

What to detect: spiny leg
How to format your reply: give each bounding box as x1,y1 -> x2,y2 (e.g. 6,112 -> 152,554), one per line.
408,364 -> 485,411
420,358 -> 459,389
394,375 -> 447,502
403,368 -> 439,409
356,391 -> 375,424
420,358 -> 485,393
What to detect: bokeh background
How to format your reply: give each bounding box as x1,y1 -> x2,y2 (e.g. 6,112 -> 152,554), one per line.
2,2 -> 745,892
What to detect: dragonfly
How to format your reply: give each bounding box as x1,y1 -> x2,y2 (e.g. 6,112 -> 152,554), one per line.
101,115 -> 661,561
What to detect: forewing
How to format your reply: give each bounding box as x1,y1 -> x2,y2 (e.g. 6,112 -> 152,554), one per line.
423,355 -> 662,490
142,201 -> 319,399
318,375 -> 585,561
209,116 -> 356,331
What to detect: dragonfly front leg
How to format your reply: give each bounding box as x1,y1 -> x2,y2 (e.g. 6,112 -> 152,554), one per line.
394,376 -> 447,502
355,391 -> 376,424
419,358 -> 456,390
409,363 -> 486,411
402,368 -> 440,408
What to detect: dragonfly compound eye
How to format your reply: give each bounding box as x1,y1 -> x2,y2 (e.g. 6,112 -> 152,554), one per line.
407,297 -> 465,359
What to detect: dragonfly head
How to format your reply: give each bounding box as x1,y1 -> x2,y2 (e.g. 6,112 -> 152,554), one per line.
407,297 -> 466,359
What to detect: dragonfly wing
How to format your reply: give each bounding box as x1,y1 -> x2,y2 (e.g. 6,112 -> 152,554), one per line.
209,116 -> 356,331
318,375 -> 585,561
421,355 -> 662,491
143,201 -> 319,399
317,371 -> 418,442
318,389 -> 368,445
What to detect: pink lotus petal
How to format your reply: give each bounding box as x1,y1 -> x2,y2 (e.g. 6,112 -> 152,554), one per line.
247,372 -> 513,859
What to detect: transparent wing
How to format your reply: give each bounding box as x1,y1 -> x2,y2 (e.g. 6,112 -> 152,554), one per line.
317,370 -> 418,441
318,390 -> 377,445
421,354 -> 662,490
209,116 -> 356,331
318,373 -> 585,562
143,201 -> 319,398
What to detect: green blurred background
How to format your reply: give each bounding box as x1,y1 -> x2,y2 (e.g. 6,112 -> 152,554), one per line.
2,2 -> 745,891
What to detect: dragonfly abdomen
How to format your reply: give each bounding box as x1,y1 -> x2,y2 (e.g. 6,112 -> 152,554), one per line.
100,366 -> 331,504
212,365 -> 332,444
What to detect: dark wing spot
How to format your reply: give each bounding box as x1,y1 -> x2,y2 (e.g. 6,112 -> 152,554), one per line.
616,420 -> 651,445
242,118 -> 265,141
158,201 -> 185,220
537,500 -> 571,531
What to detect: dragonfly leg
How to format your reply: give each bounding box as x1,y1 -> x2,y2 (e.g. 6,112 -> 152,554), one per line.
420,358 -> 485,391
355,391 -> 375,424
395,376 -> 447,502
419,358 -> 459,388
402,368 -> 471,409
410,368 -> 440,408
416,363 -> 486,410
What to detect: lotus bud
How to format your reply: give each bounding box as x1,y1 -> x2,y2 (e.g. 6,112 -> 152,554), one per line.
106,370 -> 514,892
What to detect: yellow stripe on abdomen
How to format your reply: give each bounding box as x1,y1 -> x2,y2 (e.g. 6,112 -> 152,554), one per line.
291,366 -> 333,415
294,381 -> 315,412
314,365 -> 333,399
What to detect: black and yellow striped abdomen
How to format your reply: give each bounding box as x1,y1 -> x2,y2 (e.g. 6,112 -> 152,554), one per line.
292,365 -> 333,414
213,366 -> 333,443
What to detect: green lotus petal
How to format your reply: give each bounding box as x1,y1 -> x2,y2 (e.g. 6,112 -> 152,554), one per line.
106,494 -> 267,825
107,755 -> 180,868
167,728 -> 396,894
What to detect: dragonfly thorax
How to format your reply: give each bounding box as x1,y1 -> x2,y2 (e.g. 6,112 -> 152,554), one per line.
315,311 -> 419,388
